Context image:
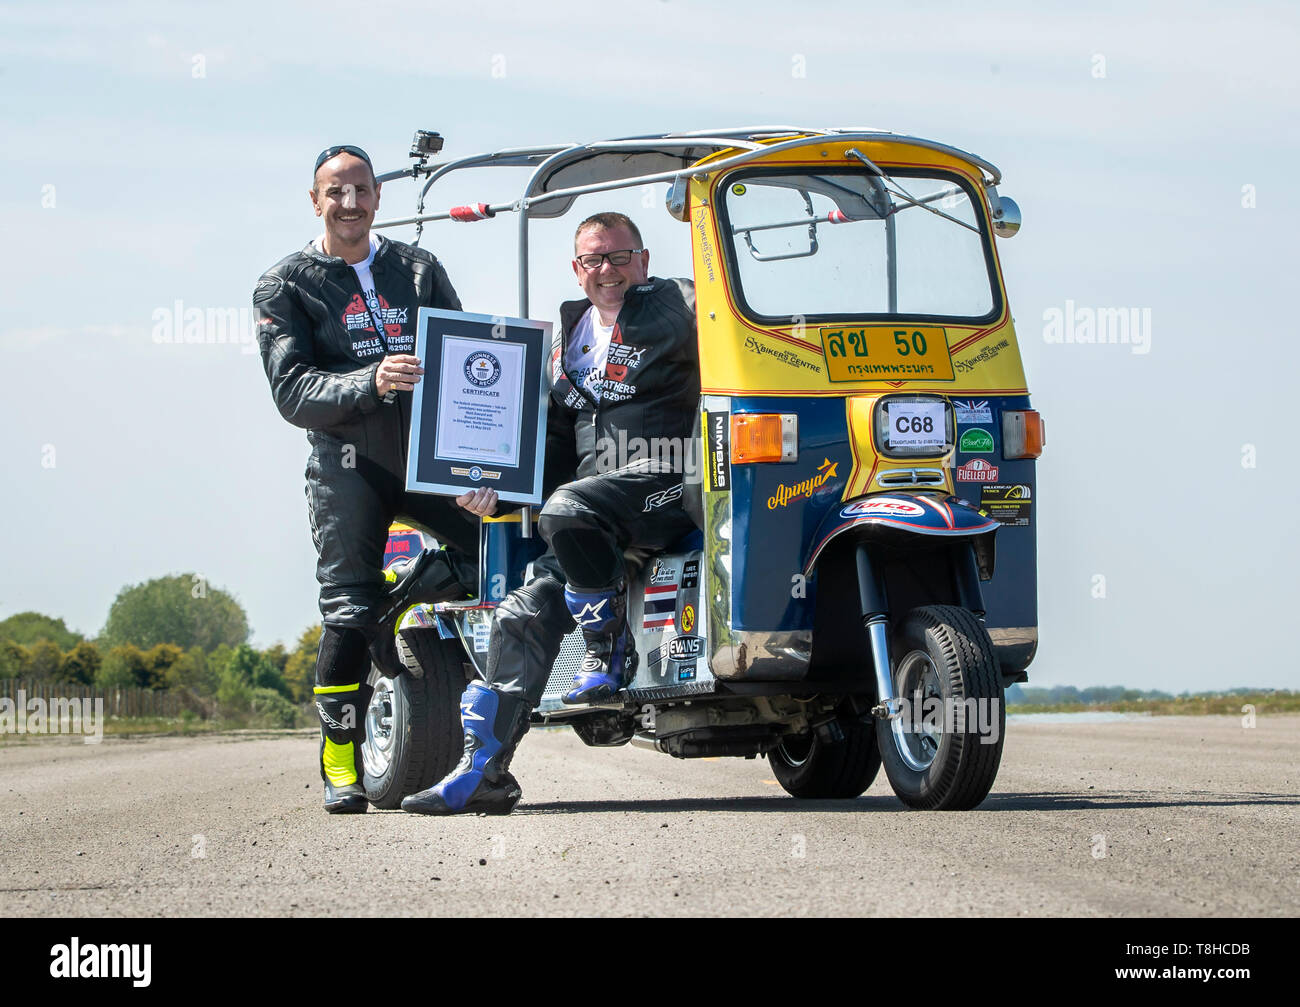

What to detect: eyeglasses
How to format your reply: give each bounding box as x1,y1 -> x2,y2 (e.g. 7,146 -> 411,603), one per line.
314,144 -> 373,175
575,249 -> 645,270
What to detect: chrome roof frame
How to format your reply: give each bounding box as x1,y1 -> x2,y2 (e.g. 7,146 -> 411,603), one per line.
371,126 -> 1004,315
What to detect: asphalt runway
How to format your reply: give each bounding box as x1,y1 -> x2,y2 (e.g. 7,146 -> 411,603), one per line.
2,714 -> 1296,917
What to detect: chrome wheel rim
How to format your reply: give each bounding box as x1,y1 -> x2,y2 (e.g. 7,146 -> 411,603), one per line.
891,650 -> 943,773
776,734 -> 814,768
361,677 -> 396,778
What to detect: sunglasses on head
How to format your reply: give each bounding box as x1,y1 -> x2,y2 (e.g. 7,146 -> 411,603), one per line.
314,144 -> 373,175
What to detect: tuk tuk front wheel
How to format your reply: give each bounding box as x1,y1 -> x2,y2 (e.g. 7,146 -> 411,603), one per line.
768,716 -> 881,799
875,605 -> 1005,811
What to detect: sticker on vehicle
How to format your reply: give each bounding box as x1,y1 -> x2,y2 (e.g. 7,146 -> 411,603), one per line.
953,399 -> 993,423
667,636 -> 703,660
955,458 -> 999,482
958,428 -> 994,454
642,583 -> 678,629
840,498 -> 925,519
706,411 -> 730,492
980,483 -> 1032,526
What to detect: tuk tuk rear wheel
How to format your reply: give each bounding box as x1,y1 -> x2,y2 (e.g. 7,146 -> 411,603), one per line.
769,717 -> 881,799
361,629 -> 466,809
876,605 -> 1005,811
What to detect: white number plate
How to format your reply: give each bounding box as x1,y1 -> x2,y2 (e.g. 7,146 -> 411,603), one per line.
889,401 -> 946,451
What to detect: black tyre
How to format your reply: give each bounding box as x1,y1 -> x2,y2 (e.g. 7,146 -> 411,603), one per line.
875,605 -> 1005,810
361,629 -> 466,809
769,716 -> 881,799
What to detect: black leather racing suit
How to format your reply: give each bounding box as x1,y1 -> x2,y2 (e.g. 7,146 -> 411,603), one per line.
254,235 -> 479,697
485,277 -> 701,706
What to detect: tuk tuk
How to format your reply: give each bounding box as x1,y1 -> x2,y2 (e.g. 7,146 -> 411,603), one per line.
364,126 -> 1043,810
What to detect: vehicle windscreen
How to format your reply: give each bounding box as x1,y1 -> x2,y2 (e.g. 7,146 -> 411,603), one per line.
719,168 -> 998,323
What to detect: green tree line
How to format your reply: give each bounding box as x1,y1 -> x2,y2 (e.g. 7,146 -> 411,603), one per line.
0,574 -> 323,727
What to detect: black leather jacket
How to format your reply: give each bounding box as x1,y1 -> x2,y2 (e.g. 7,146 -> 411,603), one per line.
254,234 -> 461,472
543,277 -> 699,487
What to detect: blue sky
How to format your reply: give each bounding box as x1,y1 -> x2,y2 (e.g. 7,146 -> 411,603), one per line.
2,0 -> 1297,690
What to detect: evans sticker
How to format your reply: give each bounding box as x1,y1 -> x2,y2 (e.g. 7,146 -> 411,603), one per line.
667,636 -> 703,660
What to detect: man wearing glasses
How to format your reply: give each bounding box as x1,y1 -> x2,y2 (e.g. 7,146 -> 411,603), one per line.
403,211 -> 700,816
255,144 -> 487,814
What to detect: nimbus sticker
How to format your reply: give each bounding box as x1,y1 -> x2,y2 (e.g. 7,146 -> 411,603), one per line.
706,411 -> 730,491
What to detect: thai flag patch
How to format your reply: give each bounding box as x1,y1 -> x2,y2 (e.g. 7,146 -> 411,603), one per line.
642,583 -> 678,629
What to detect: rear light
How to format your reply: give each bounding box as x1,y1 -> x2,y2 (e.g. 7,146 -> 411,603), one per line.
731,413 -> 798,463
1003,410 -> 1045,459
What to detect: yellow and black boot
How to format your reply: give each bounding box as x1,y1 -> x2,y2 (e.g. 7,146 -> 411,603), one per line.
314,626 -> 371,814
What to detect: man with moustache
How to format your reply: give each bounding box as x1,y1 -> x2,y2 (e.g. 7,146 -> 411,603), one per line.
255,145 -> 493,814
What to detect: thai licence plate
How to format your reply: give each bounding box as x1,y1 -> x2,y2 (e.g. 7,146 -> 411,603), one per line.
819,326 -> 955,382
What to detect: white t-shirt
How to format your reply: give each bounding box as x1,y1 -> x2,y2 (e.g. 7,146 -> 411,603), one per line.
351,235 -> 382,328
565,305 -> 615,400
315,233 -> 383,336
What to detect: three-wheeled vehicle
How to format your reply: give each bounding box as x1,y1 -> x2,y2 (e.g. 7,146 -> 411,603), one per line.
361,126 -> 1044,811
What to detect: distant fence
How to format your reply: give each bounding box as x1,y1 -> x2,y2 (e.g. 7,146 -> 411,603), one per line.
0,679 -> 184,718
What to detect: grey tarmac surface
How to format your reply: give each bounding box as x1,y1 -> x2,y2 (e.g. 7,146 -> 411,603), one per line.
2,714 -> 1297,917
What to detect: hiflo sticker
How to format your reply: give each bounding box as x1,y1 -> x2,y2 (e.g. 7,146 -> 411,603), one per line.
840,498 -> 925,519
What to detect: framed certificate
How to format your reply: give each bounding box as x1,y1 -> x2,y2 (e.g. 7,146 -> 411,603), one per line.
406,308 -> 552,505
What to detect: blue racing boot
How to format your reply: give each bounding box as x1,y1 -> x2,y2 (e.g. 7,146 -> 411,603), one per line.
401,682 -> 530,815
562,582 -> 638,705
